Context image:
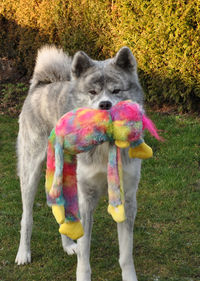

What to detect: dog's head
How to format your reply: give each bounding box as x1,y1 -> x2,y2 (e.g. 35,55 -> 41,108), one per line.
71,47 -> 144,109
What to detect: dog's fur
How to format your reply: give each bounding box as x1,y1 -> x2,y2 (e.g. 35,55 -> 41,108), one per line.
15,46 -> 144,281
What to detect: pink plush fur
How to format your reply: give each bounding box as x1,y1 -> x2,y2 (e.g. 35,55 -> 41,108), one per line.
142,115 -> 163,141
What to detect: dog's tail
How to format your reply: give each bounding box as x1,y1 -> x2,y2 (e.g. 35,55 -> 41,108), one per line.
30,45 -> 72,90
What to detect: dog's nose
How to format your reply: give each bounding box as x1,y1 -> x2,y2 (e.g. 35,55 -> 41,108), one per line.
99,101 -> 112,110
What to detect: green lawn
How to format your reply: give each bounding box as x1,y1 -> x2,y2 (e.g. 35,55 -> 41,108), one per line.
0,112 -> 199,281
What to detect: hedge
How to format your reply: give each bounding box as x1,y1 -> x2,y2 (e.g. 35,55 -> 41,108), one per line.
0,0 -> 200,112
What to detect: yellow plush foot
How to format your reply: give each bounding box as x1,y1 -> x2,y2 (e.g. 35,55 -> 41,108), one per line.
59,221 -> 84,240
115,140 -> 130,148
128,142 -> 153,159
52,205 -> 65,224
107,204 -> 126,223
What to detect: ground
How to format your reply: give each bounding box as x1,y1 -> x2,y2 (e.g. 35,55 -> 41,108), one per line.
0,82 -> 200,281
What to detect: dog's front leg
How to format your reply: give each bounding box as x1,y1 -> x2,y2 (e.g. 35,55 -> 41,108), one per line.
118,158 -> 141,281
76,204 -> 93,281
76,179 -> 100,281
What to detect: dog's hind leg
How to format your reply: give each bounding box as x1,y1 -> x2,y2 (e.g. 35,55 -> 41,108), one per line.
117,159 -> 141,281
15,133 -> 46,265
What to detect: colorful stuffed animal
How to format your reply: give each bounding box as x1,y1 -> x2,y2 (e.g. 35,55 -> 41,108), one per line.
45,100 -> 161,240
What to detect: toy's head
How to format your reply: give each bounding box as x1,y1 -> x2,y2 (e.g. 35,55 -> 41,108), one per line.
110,100 -> 161,148
110,100 -> 143,148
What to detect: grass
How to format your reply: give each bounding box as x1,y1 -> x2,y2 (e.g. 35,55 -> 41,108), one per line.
0,111 -> 199,281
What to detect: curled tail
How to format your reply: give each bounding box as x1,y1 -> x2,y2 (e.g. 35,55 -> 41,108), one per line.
142,115 -> 163,141
30,45 -> 72,90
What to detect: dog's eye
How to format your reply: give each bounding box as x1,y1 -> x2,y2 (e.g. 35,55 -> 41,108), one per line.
112,89 -> 121,94
89,90 -> 97,95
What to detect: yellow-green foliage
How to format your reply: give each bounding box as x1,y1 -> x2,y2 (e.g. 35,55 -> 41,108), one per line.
1,0 -> 199,111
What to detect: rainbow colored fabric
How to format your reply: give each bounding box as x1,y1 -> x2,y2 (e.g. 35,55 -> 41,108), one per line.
45,100 -> 160,223
46,108 -> 113,222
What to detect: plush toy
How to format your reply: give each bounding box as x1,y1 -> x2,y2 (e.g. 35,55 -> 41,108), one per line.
45,100 -> 161,240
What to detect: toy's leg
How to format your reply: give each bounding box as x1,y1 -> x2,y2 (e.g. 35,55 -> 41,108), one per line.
48,134 -> 64,198
46,142 -> 83,240
60,155 -> 84,240
52,205 -> 65,224
59,221 -> 84,240
45,138 -> 65,223
107,145 -> 126,223
45,137 -> 57,199
129,141 -> 153,159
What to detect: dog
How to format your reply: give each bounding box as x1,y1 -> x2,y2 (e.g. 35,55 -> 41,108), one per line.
15,45 -> 144,281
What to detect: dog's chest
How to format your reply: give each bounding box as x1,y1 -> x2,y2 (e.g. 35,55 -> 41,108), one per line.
77,143 -> 109,191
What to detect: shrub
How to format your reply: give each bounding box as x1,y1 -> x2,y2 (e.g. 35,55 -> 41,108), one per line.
0,0 -> 199,111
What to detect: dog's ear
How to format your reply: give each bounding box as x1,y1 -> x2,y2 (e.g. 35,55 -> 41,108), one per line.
114,47 -> 137,72
71,51 -> 94,78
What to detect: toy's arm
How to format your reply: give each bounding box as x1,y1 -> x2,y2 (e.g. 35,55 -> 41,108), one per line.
115,138 -> 153,159
49,135 -> 64,198
128,140 -> 153,159
115,140 -> 130,148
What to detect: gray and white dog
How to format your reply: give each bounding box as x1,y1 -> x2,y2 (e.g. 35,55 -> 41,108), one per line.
15,46 -> 144,281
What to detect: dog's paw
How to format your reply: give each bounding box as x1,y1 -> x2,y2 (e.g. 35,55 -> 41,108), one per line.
61,235 -> 78,255
64,243 -> 78,255
15,249 -> 31,265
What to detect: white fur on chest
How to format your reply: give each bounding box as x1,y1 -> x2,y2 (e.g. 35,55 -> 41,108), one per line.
77,142 -> 141,197
77,143 -> 109,195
